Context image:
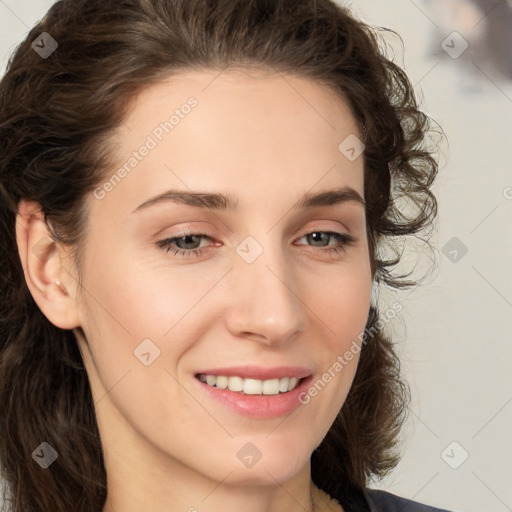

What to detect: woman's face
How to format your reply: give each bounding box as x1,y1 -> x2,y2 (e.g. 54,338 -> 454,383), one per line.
74,68 -> 371,487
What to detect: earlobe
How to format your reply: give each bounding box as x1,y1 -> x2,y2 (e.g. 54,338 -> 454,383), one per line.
15,200 -> 81,330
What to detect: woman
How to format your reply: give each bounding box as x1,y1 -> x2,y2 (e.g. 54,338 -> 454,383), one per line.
0,1 -> 447,511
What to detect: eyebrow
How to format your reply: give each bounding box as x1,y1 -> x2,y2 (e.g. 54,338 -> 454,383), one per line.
131,186 -> 365,214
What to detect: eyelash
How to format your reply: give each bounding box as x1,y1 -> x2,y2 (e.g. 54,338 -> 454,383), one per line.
156,229 -> 356,259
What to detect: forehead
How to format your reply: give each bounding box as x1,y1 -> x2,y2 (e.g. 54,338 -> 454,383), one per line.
90,68 -> 364,217
123,67 -> 359,134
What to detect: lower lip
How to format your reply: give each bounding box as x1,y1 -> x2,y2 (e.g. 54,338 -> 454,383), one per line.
194,375 -> 314,419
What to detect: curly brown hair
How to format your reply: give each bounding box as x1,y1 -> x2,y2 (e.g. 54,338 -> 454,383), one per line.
0,0 -> 440,510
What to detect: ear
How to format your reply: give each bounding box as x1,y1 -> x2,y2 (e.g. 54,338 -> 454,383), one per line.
15,200 -> 81,330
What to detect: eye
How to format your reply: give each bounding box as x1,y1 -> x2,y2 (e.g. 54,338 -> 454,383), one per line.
156,229 -> 356,258
156,229 -> 213,258
295,230 -> 355,256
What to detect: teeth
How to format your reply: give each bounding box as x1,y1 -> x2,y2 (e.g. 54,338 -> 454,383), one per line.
198,374 -> 302,394
215,375 -> 228,389
228,376 -> 243,392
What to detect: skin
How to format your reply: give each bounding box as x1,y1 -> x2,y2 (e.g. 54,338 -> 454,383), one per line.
16,68 -> 372,512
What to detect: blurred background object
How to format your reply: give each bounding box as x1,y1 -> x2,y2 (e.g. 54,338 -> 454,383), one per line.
425,0 -> 512,91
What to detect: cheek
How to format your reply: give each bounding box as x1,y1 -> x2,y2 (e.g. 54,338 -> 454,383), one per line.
81,237 -> 210,340
77,248 -> 206,433
305,255 -> 372,341
300,258 -> 371,412
319,276 -> 370,332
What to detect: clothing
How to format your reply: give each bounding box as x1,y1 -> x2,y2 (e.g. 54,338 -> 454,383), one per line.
315,482 -> 453,511
330,485 -> 452,512
362,488 -> 453,512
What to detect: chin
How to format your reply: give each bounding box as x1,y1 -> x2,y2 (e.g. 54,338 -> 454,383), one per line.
224,460 -> 307,487
230,438 -> 312,484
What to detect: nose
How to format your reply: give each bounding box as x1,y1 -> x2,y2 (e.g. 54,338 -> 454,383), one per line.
223,241 -> 307,347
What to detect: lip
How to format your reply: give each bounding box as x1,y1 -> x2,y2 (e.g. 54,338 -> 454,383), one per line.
194,365 -> 312,380
193,366 -> 314,419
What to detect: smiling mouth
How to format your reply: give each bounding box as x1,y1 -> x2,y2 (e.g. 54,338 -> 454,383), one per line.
195,373 -> 306,395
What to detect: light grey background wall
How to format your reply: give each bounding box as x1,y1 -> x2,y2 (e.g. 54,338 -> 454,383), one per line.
1,1 -> 510,511
347,2 -> 512,511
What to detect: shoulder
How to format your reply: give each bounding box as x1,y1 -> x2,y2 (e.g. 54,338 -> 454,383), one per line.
363,488 -> 454,512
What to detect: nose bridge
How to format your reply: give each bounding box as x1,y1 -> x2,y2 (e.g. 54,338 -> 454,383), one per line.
224,234 -> 306,344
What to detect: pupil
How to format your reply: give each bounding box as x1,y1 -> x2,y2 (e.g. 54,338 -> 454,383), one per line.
180,235 -> 199,249
310,232 -> 326,246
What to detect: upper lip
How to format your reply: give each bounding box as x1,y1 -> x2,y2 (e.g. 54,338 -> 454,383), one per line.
195,365 -> 313,380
